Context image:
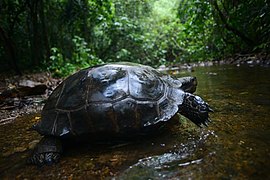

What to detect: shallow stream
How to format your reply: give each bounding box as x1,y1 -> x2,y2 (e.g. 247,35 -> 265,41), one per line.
0,64 -> 269,179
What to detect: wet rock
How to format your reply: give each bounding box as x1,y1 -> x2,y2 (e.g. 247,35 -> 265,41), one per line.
18,80 -> 47,96
0,81 -> 47,101
221,53 -> 270,67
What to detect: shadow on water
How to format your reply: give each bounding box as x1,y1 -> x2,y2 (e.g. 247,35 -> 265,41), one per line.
1,65 -> 270,179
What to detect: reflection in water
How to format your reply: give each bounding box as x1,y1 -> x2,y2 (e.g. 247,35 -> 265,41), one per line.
117,130 -> 216,179
0,65 -> 270,179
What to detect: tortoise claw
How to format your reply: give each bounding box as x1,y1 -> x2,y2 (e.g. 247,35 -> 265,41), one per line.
208,107 -> 214,112
29,137 -> 62,166
28,152 -> 60,166
203,121 -> 209,127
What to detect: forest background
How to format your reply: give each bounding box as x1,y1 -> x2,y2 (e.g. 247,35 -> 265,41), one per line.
1,0 -> 269,76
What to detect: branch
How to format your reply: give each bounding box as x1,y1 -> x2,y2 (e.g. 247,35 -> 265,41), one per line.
212,0 -> 255,47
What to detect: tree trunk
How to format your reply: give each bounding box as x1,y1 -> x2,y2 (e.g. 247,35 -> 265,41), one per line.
0,26 -> 22,75
212,0 -> 255,47
40,0 -> 51,62
29,0 -> 41,66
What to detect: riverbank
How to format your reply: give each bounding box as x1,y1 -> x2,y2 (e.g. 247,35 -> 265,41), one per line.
215,52 -> 270,66
160,52 -> 270,72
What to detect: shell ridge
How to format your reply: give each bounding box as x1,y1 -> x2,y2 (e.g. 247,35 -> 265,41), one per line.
155,100 -> 160,117
85,73 -> 91,106
127,67 -> 130,95
51,112 -> 59,135
109,105 -> 120,132
85,104 -> 94,132
55,82 -> 66,108
134,101 -> 140,129
156,85 -> 179,122
67,112 -> 75,135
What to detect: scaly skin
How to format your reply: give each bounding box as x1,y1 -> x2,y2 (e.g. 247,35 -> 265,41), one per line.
28,136 -> 62,166
179,93 -> 213,127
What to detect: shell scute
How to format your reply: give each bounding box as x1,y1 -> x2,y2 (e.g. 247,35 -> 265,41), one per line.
129,68 -> 164,100
37,63 -> 187,137
88,66 -> 129,102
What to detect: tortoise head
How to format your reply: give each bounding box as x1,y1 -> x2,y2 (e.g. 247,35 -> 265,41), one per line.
179,93 -> 213,127
177,76 -> 197,93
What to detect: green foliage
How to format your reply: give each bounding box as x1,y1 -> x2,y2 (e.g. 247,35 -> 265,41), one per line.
48,36 -> 103,77
1,0 -> 269,74
209,0 -> 270,54
93,0 -> 165,66
176,0 -> 215,61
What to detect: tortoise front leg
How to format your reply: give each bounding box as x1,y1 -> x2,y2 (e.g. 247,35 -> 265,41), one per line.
28,136 -> 62,166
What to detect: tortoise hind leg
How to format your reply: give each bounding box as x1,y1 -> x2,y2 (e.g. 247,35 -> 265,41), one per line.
28,136 -> 62,166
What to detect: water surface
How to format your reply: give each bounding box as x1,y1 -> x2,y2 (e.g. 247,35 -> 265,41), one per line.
0,65 -> 269,179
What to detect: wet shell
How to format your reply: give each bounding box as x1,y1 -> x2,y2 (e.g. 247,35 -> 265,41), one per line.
34,62 -> 186,137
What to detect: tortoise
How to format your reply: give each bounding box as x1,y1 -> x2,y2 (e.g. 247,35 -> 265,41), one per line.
29,62 -> 212,165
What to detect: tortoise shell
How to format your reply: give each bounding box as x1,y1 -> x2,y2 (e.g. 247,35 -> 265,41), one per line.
34,62 -> 189,137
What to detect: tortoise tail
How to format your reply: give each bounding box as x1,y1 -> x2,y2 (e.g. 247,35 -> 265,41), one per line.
179,93 -> 213,127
